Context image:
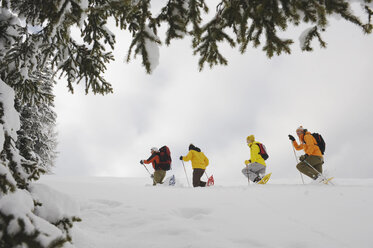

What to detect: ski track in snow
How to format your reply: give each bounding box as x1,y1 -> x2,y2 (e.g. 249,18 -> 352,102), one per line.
39,177 -> 373,248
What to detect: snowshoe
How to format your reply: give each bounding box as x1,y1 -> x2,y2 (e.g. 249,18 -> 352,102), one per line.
169,175 -> 176,186
257,173 -> 272,184
318,176 -> 334,185
313,174 -> 334,185
206,175 -> 214,186
161,175 -> 176,186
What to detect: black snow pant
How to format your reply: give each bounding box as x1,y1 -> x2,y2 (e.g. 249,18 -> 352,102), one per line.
193,168 -> 206,187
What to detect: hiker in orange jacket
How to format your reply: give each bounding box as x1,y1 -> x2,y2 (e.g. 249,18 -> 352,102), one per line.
289,126 -> 324,180
180,144 -> 209,187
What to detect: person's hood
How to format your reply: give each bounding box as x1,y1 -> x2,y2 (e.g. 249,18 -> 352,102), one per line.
189,144 -> 201,152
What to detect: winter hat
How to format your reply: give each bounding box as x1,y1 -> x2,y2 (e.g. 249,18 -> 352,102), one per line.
150,147 -> 159,152
296,126 -> 305,134
189,144 -> 201,152
246,135 -> 255,142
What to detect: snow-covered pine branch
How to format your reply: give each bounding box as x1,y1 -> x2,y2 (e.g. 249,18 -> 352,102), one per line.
0,78 -> 78,248
1,0 -> 372,97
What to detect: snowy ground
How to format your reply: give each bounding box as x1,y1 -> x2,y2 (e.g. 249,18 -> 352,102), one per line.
38,176 -> 373,248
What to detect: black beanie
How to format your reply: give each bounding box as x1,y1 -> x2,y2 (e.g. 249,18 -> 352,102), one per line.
189,144 -> 201,152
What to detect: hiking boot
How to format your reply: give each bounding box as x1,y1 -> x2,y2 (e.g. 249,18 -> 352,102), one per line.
253,176 -> 262,183
314,175 -> 327,184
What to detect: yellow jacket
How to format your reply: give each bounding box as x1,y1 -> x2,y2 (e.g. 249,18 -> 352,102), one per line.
246,141 -> 266,166
182,150 -> 209,169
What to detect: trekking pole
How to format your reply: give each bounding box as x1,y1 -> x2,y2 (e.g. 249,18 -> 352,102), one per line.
182,161 -> 191,187
204,171 -> 209,179
246,164 -> 250,185
292,145 -> 305,184
303,159 -> 334,185
142,163 -> 156,185
142,163 -> 152,175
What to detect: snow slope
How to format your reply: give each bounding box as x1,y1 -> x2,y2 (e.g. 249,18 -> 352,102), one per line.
38,176 -> 373,248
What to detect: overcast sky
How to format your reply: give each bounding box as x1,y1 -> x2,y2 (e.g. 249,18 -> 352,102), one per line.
52,2 -> 373,182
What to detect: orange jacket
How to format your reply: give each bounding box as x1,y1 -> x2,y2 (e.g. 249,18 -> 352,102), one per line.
293,132 -> 323,157
144,153 -> 160,169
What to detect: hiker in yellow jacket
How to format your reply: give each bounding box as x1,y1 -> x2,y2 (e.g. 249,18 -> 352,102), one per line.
180,144 -> 209,187
242,135 -> 266,183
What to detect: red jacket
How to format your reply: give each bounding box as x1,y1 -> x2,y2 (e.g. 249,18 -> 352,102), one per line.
144,153 -> 160,169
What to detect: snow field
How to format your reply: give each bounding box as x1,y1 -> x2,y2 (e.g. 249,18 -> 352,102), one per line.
39,176 -> 373,248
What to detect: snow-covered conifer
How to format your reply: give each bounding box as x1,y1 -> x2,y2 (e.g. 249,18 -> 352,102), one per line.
0,80 -> 79,248
0,1 -> 372,247
0,10 -> 76,246
16,64 -> 58,174
1,1 -> 371,96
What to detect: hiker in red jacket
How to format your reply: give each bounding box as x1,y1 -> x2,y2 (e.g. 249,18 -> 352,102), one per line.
140,147 -> 166,186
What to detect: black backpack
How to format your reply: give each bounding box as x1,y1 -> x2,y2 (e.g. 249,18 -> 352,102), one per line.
257,143 -> 269,160
311,133 -> 325,155
157,146 -> 172,171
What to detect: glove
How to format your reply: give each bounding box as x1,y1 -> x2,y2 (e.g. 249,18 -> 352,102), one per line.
288,135 -> 295,141
299,154 -> 308,161
150,174 -> 154,179
245,160 -> 251,165
179,156 -> 183,160
140,160 -> 144,164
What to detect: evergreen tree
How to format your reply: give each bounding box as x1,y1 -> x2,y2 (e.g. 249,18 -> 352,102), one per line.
0,79 -> 77,248
0,6 -> 76,248
16,64 -> 58,174
1,1 -> 372,247
0,79 -> 80,248
1,0 -> 372,99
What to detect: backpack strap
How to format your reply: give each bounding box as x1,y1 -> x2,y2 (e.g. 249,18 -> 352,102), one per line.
255,142 -> 262,152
